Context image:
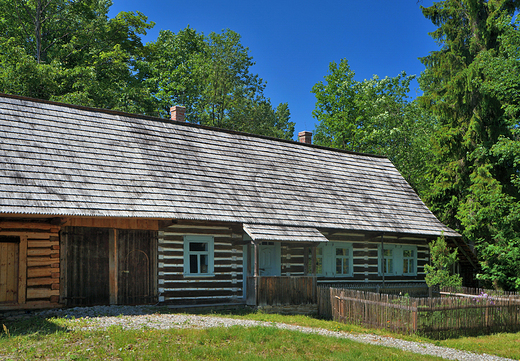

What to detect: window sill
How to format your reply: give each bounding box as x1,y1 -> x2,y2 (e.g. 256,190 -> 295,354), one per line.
183,274 -> 215,278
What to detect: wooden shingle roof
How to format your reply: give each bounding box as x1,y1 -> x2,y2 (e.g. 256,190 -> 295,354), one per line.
0,94 -> 459,237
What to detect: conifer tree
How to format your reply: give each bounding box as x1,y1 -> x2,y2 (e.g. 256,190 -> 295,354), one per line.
420,0 -> 520,290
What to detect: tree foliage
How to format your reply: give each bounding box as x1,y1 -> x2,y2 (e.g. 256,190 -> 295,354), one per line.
0,0 -> 156,113
425,236 -> 463,289
419,0 -> 520,290
147,28 -> 294,139
311,58 -> 435,194
0,2 -> 294,139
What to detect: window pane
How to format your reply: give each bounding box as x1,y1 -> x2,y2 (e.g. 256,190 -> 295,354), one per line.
200,254 -> 208,273
403,259 -> 409,273
316,247 -> 323,256
336,259 -> 342,273
189,255 -> 198,273
316,258 -> 323,274
384,249 -> 392,257
190,242 -> 207,252
336,248 -> 348,256
342,261 -> 348,274
388,259 -> 393,273
403,250 -> 413,258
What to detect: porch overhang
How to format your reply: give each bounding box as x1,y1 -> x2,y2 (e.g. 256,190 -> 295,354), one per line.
243,224 -> 328,243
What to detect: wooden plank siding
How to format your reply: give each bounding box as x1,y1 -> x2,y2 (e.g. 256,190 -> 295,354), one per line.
272,232 -> 430,287
26,233 -> 59,303
316,232 -> 430,285
0,224 -> 60,310
0,240 -> 19,303
158,222 -> 244,305
61,227 -> 110,306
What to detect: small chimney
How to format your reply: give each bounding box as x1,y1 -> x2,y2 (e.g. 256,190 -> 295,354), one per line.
170,106 -> 186,122
298,131 -> 312,144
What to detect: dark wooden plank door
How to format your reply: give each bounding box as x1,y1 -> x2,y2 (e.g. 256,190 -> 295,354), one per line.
0,237 -> 19,303
117,230 -> 157,304
64,227 -> 110,306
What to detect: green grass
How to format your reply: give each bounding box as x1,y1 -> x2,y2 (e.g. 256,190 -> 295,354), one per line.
203,308 -> 520,360
437,332 -> 520,360
0,320 -> 440,361
1,308 -> 519,360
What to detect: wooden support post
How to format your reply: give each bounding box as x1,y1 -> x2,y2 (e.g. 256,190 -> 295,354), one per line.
311,246 -> 317,276
17,235 -> 27,304
109,229 -> 118,305
380,234 -> 385,287
303,247 -> 309,275
254,242 -> 259,306
247,243 -> 252,276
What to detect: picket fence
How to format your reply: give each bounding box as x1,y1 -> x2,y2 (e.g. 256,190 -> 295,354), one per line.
317,286 -> 520,339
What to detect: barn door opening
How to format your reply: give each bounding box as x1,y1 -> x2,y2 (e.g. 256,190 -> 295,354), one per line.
0,236 -> 19,303
117,230 -> 157,305
63,227 -> 110,306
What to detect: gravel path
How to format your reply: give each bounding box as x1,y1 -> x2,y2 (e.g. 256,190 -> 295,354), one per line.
5,306 -> 515,361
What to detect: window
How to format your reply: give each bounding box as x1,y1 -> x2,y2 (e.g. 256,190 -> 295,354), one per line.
307,246 -> 323,275
184,236 -> 214,276
383,248 -> 394,274
403,249 -> 415,274
335,247 -> 350,275
309,243 -> 352,277
379,245 -> 417,276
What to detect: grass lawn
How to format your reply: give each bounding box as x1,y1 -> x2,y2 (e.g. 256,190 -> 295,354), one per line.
0,308 -> 518,360
207,308 -> 520,360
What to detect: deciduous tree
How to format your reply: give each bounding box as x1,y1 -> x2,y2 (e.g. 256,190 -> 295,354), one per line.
311,58 -> 434,194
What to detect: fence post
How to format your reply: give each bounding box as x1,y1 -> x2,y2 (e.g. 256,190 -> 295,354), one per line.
412,301 -> 417,333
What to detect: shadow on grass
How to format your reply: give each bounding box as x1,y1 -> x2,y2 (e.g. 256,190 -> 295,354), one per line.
0,314 -> 68,337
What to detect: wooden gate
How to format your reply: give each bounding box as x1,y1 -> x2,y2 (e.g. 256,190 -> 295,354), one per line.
62,227 -> 110,306
117,230 -> 157,304
62,227 -> 156,306
0,237 -> 19,303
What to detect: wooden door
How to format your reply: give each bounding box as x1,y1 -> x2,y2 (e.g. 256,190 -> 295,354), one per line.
259,242 -> 280,276
117,230 -> 157,304
0,237 -> 19,303
63,227 -> 110,306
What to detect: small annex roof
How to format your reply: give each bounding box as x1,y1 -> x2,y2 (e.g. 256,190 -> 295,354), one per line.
0,94 -> 460,237
244,224 -> 329,243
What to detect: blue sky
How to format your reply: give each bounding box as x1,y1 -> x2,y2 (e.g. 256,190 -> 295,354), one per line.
109,0 -> 438,139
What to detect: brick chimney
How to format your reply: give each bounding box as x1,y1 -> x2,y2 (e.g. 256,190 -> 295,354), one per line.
298,131 -> 312,144
170,106 -> 186,122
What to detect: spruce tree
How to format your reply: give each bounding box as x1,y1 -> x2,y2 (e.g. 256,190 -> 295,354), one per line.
420,0 -> 520,290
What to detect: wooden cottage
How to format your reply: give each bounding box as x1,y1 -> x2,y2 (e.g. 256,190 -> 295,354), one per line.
0,93 -> 477,310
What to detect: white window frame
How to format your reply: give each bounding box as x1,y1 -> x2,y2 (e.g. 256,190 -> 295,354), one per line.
402,246 -> 416,275
378,244 -> 417,276
311,242 -> 353,277
183,235 -> 214,277
313,245 -> 324,276
333,244 -> 352,276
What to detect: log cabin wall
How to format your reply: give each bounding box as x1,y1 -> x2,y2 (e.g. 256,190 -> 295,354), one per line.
0,220 -> 61,310
317,231 -> 430,285
157,221 -> 244,305
281,244 -> 306,276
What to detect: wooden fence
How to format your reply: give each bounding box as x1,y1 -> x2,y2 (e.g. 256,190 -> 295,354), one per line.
318,286 -> 520,339
249,276 -> 317,306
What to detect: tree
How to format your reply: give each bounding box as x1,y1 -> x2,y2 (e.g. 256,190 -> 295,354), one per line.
0,0 -> 156,114
425,236 -> 463,289
145,27 -> 207,119
419,0 -> 520,290
147,28 -> 295,139
311,58 -> 435,194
